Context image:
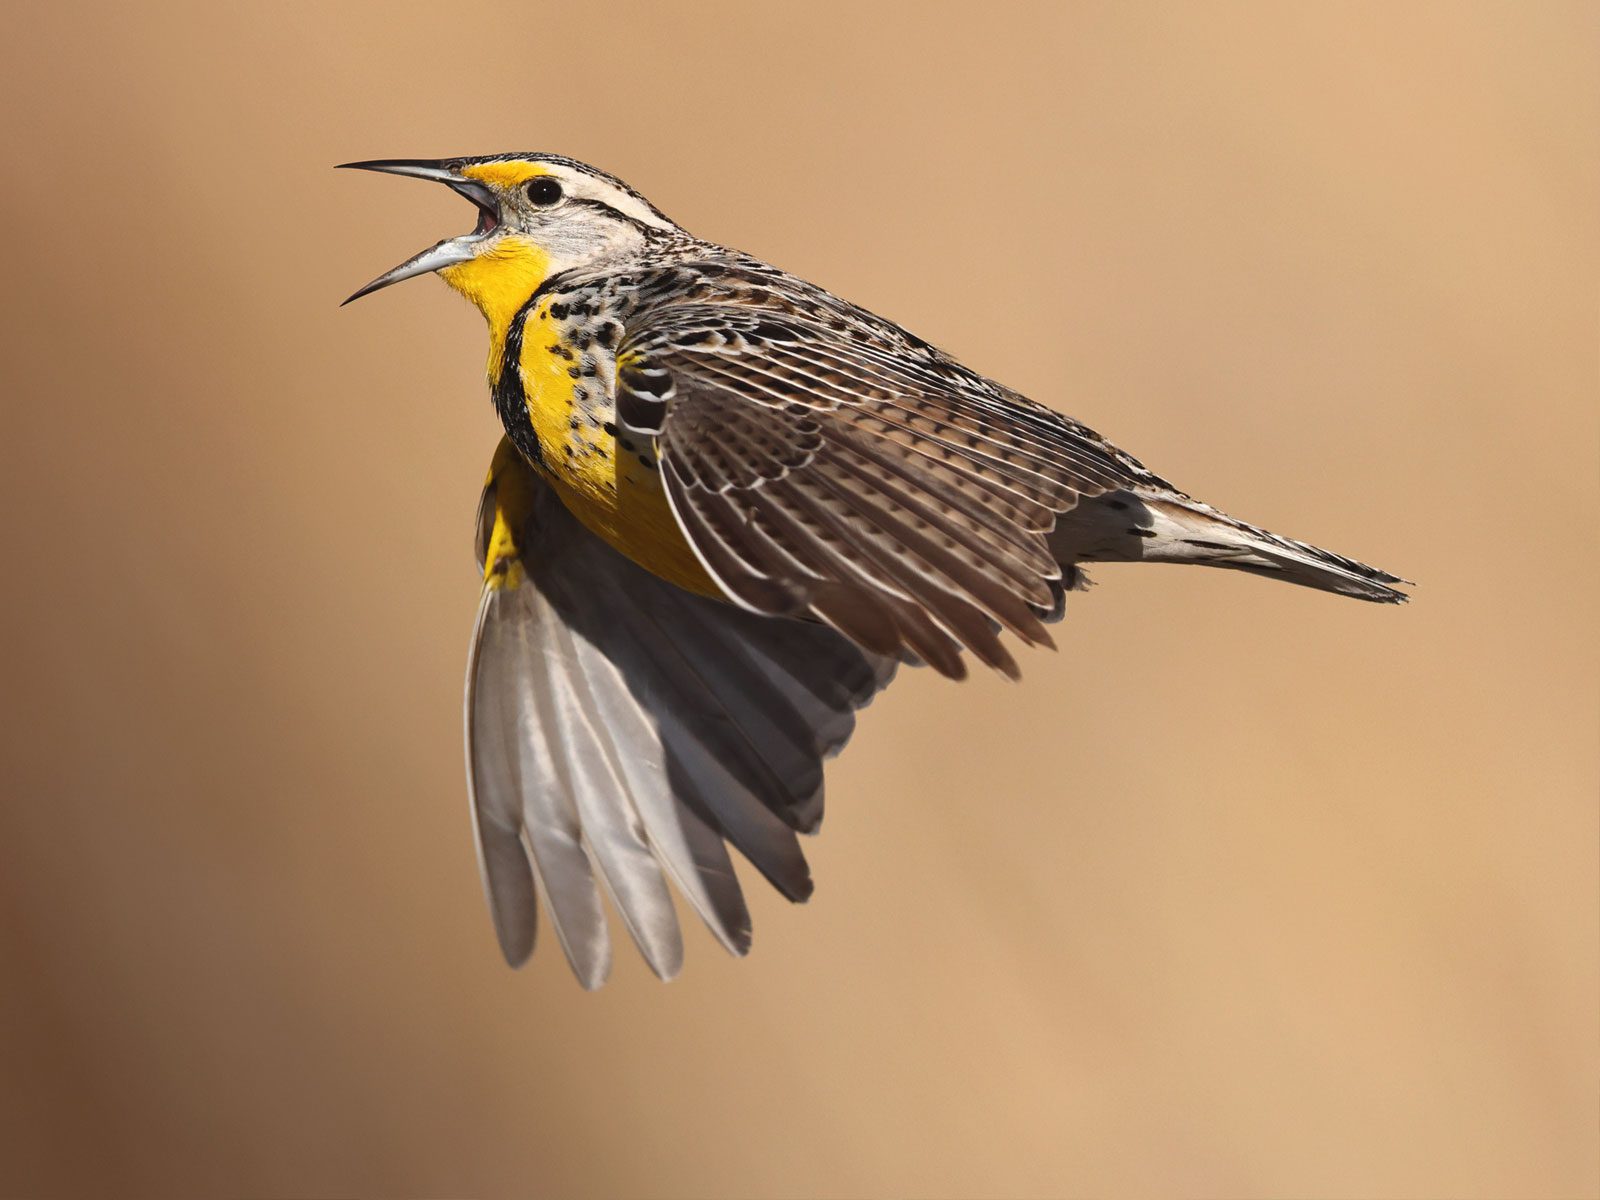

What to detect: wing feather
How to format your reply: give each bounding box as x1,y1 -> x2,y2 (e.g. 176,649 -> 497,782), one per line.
664,434 -> 971,674
616,274 -> 1143,675
545,614 -> 684,979
466,585 -> 613,988
465,441 -> 894,984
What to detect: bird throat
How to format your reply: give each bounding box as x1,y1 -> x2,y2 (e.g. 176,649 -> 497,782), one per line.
438,237 -> 553,383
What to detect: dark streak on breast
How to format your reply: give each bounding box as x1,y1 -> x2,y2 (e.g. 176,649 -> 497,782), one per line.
493,297 -> 547,470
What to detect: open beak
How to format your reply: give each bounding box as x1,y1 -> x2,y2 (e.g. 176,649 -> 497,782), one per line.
337,159 -> 501,305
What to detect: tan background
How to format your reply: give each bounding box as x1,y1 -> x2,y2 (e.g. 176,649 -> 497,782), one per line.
1,2 -> 1595,1196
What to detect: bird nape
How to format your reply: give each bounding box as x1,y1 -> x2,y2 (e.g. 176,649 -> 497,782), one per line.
341,152 -> 1409,987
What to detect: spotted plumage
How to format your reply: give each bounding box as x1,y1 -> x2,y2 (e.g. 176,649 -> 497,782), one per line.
343,153 -> 1409,987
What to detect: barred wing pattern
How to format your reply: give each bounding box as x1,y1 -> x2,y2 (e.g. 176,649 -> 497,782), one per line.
614,262 -> 1157,678
466,444 -> 896,987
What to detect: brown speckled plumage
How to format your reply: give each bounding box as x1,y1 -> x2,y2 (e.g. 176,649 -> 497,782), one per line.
344,152 -> 1409,986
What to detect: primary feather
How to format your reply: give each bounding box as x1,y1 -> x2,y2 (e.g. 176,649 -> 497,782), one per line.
466,443 -> 895,985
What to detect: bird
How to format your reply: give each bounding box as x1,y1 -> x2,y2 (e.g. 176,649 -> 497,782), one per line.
340,152 -> 1408,988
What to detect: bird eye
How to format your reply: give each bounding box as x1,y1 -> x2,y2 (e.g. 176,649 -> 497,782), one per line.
525,177 -> 564,207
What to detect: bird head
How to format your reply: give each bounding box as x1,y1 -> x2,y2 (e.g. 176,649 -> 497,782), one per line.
339,154 -> 681,323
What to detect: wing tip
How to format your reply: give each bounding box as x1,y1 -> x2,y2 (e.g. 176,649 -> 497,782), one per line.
572,956 -> 612,991
497,933 -> 535,969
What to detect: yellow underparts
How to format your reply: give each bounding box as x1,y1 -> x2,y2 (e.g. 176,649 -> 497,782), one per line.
439,236 -> 551,381
481,441 -> 532,591
519,301 -> 720,597
442,233 -> 720,599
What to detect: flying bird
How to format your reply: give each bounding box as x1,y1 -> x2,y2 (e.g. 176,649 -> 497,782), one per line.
341,153 -> 1407,987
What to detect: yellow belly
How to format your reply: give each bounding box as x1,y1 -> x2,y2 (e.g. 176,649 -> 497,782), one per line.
518,304 -> 721,598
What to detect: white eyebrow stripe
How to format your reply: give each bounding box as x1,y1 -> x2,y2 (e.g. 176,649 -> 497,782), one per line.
553,167 -> 679,232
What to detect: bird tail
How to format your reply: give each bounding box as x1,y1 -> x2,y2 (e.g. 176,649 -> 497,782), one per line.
1052,490 -> 1411,604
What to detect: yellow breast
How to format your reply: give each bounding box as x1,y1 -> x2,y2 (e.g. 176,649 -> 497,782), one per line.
516,303 -> 721,598
436,234 -> 720,599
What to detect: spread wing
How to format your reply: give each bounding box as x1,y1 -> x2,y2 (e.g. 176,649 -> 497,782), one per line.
465,439 -> 896,987
614,262 -> 1146,678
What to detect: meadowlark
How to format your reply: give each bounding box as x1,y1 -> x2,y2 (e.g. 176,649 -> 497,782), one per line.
341,153 -> 1408,988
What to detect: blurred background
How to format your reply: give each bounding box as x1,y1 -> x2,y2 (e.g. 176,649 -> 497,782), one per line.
2,2 -> 1595,1196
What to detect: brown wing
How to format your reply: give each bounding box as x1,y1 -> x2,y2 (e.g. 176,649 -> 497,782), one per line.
616,281 -> 1139,678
